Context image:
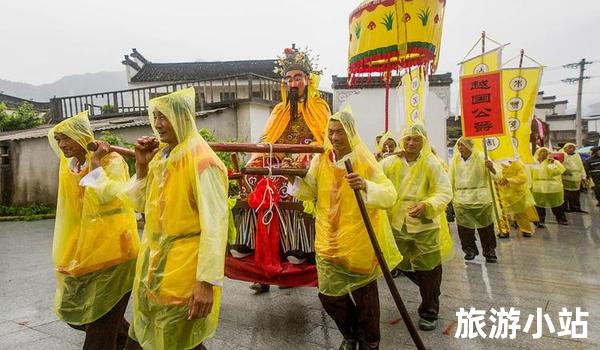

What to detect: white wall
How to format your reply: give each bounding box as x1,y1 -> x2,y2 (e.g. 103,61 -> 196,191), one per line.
587,118 -> 600,133
548,119 -> 575,131
555,103 -> 568,115
334,86 -> 450,161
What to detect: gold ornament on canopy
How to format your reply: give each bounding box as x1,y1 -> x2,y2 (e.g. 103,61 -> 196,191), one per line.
348,0 -> 446,78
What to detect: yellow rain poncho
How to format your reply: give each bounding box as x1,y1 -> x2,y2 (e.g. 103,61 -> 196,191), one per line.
560,143 -> 586,191
531,147 -> 566,208
48,110 -> 139,325
450,138 -> 497,229
381,124 -> 453,272
376,131 -> 400,154
126,88 -> 229,349
292,109 -> 402,297
497,160 -> 536,214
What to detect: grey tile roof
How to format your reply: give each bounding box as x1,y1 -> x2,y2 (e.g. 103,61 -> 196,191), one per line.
0,93 -> 50,111
535,100 -> 568,108
130,60 -> 279,83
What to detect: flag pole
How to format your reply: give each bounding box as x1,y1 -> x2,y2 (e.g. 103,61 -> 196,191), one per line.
480,33 -> 509,235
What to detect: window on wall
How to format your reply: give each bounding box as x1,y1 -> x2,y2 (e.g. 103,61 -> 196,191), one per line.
220,92 -> 236,101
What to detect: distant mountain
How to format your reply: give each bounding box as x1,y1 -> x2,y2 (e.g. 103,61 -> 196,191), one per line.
0,71 -> 128,102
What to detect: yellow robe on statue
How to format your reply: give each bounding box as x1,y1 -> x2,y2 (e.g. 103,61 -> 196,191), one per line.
260,97 -> 330,145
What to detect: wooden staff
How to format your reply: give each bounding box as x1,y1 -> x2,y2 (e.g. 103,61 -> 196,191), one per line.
344,159 -> 426,350
87,142 -> 136,158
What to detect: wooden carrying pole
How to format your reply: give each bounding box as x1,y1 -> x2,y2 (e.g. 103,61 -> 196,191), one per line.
343,159 -> 426,350
87,142 -> 324,158
87,142 -> 135,158
87,141 -> 315,180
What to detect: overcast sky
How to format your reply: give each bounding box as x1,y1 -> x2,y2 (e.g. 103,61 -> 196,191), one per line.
2,0 -> 600,113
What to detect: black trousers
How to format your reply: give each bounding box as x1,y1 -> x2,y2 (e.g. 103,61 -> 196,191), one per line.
403,265 -> 443,322
318,280 -> 380,349
535,205 -> 567,223
595,183 -> 600,203
457,224 -> 497,257
68,292 -> 131,350
564,190 -> 582,211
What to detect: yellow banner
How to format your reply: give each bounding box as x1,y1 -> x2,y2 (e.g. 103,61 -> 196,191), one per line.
500,67 -> 543,163
403,68 -> 427,126
460,46 -> 504,75
467,67 -> 543,162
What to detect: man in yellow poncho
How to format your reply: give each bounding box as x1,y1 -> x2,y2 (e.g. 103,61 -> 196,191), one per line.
125,87 -> 229,350
450,137 -> 500,263
288,109 -> 402,350
374,131 -> 399,161
48,111 -> 139,349
380,123 -> 452,332
560,143 -> 587,213
495,159 -> 539,238
531,147 -> 568,227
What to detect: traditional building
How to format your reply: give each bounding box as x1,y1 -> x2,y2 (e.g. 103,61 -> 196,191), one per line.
122,48 -> 278,87
534,91 -> 588,146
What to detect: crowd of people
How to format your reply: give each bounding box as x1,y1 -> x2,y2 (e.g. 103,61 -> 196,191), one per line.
46,46 -> 600,350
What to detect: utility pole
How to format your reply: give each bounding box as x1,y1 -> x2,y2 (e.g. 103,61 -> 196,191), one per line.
563,58 -> 592,147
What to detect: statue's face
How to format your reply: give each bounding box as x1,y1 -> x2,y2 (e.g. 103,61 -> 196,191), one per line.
284,70 -> 308,98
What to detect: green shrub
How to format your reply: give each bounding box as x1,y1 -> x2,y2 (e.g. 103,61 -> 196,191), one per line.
0,202 -> 55,219
0,102 -> 43,132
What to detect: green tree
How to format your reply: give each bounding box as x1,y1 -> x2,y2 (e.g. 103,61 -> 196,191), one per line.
0,102 -> 44,132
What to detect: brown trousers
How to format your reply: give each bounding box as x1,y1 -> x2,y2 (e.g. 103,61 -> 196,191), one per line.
68,292 -> 131,350
457,224 -> 497,257
318,280 -> 380,349
402,265 -> 443,321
